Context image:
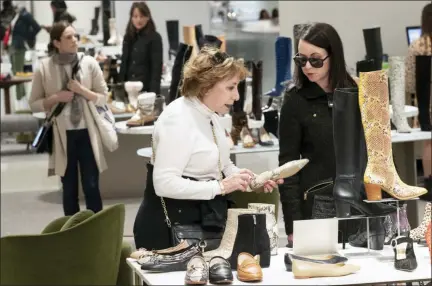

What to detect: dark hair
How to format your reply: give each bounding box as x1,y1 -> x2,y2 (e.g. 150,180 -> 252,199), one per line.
421,3 -> 432,36
47,21 -> 71,54
259,9 -> 270,20
294,22 -> 356,90
272,8 -> 279,19
124,1 -> 156,41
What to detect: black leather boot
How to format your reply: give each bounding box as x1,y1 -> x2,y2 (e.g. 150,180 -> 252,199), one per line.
231,80 -> 247,145
356,58 -> 378,76
89,7 -> 100,35
166,20 -> 179,60
348,217 -> 385,250
363,27 -> 383,71
195,24 -> 204,49
251,61 -> 263,121
415,55 -> 432,132
392,236 -> 418,272
167,43 -> 189,104
228,214 -> 270,269
199,35 -> 222,49
332,88 -> 396,218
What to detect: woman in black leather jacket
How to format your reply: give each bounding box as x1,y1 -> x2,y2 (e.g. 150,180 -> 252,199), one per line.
278,23 -> 357,246
119,2 -> 163,94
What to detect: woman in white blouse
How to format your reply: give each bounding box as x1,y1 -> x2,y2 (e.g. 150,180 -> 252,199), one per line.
133,47 -> 283,250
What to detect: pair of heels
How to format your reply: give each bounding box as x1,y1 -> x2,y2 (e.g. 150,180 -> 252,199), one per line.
284,253 -> 359,279
231,126 -> 273,148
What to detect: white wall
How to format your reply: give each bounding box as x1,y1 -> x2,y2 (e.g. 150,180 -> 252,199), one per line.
32,1 -> 102,44
229,1 -> 279,21
279,1 -> 427,71
114,1 -> 211,62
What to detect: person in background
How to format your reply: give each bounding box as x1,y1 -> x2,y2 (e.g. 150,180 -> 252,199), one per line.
259,9 -> 270,20
405,2 -> 432,194
278,23 -> 358,247
42,0 -> 76,33
271,8 -> 279,19
119,1 -> 163,95
133,47 -> 283,250
29,21 -> 108,216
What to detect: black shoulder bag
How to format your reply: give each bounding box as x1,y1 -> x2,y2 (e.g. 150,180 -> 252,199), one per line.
152,121 -> 225,252
31,55 -> 83,154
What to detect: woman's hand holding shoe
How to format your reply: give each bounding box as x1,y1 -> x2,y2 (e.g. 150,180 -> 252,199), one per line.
220,173 -> 253,194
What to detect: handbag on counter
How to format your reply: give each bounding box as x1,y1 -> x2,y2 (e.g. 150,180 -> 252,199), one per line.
153,120 -> 225,252
303,178 -> 336,219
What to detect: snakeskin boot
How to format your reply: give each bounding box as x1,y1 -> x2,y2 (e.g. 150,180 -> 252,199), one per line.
358,70 -> 428,200
389,56 -> 411,133
410,202 -> 431,241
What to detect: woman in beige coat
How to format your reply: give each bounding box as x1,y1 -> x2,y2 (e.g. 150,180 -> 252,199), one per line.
29,21 -> 108,215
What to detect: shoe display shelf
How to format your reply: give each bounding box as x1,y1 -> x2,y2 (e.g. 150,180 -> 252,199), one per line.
125,244 -> 431,285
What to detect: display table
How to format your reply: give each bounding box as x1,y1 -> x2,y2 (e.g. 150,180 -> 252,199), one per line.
126,244 -> 431,285
0,77 -> 32,114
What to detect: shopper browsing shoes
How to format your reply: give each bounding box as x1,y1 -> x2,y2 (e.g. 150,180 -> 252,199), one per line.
29,22 -> 109,216
133,47 -> 286,251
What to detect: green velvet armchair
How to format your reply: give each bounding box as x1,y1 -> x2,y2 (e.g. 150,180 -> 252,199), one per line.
0,204 -> 132,285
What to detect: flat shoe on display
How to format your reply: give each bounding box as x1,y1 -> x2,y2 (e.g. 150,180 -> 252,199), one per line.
209,256 -> 233,284
258,127 -> 274,146
392,236 -> 418,272
184,255 -> 208,285
248,159 -> 309,191
131,240 -> 189,260
140,244 -> 201,272
240,126 -> 256,148
284,253 -> 348,272
291,258 -> 360,279
359,70 -> 428,201
236,252 -> 263,282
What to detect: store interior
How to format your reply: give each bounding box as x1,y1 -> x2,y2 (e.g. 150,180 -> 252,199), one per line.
0,0 -> 431,285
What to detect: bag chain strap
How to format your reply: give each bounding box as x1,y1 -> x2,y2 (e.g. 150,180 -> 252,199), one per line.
151,120 -> 223,228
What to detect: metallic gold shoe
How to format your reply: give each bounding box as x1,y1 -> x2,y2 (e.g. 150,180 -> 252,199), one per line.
358,70 -> 428,201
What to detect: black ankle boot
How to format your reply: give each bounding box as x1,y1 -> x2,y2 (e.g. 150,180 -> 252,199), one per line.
166,20 -> 179,60
167,43 -> 189,104
392,236 -> 418,272
228,214 -> 270,269
415,55 -> 432,132
251,61 -> 263,121
348,217 -> 385,250
363,27 -> 383,71
89,7 -> 100,35
195,24 -> 204,48
332,88 -> 396,218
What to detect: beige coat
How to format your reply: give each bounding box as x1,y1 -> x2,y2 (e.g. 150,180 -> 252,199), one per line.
29,53 -> 109,177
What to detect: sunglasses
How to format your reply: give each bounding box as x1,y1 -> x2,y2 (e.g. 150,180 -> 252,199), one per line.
293,54 -> 329,68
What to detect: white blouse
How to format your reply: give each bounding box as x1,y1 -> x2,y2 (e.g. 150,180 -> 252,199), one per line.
152,97 -> 240,200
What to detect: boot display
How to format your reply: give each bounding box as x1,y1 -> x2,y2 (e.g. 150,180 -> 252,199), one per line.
389,56 -> 412,133
183,26 -> 198,57
265,37 -> 292,97
126,92 -> 157,127
89,6 -> 100,35
167,43 -> 190,105
391,236 -> 418,272
332,88 -> 396,218
107,18 -> 121,46
415,55 -> 432,131
230,80 -> 247,145
363,27 -> 383,71
166,20 -> 179,60
348,217 -> 385,250
410,202 -> 431,241
248,203 -> 278,256
383,203 -> 411,245
251,60 -> 263,120
359,70 -> 428,201
203,208 -> 256,261
248,159 -> 309,191
124,81 -> 143,111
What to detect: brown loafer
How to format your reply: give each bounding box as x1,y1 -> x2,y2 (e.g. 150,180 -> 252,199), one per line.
236,252 -> 263,282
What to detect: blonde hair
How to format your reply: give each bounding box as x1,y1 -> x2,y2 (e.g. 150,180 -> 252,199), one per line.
180,47 -> 249,98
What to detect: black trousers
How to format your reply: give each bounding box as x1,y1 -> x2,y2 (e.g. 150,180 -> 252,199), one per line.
61,129 -> 102,216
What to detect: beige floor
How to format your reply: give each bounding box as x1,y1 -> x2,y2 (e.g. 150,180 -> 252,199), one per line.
0,141 -> 288,247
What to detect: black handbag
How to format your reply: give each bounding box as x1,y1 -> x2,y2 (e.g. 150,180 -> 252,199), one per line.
155,120 -> 225,252
303,179 -> 336,219
32,103 -> 66,154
